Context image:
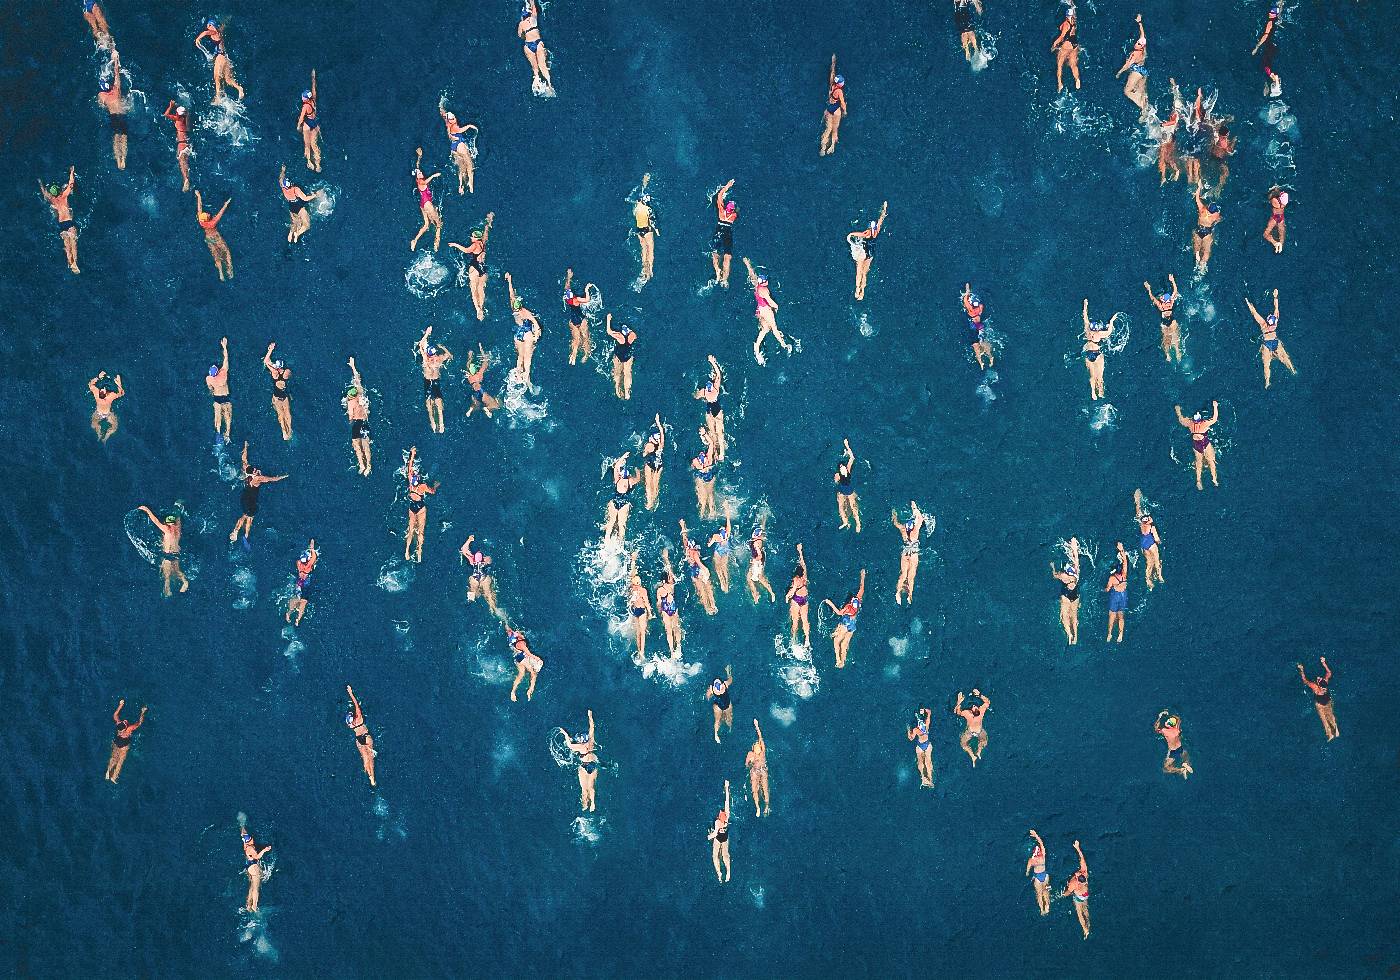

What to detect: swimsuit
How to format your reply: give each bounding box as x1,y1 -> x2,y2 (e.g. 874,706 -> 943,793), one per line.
1108,585 -> 1128,612
915,720 -> 931,752
424,377 -> 444,400
58,219 -> 77,233
351,418 -> 370,440
712,687 -> 731,711
110,113 -> 128,134
1192,433 -> 1210,453
613,332 -> 635,363
1140,531 -> 1156,551
303,103 -> 319,130
240,478 -> 260,517
713,216 -> 734,255
660,594 -> 677,617
113,724 -> 132,748
272,373 -> 290,400
212,393 -> 231,404
564,298 -> 586,326
409,496 -> 426,513
1060,579 -> 1080,602
694,456 -> 715,482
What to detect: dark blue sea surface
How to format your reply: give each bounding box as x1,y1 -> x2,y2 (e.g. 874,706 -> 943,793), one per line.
1,0 -> 1398,976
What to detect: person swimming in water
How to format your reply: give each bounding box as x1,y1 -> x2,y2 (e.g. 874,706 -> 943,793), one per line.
1156,105 -> 1181,185
562,268 -> 598,365
695,355 -> 727,460
625,554 -> 653,661
743,258 -> 793,366
604,452 -> 642,542
908,707 -> 935,788
503,272 -> 543,387
262,342 -> 293,441
820,55 -> 847,156
229,441 -> 288,544
162,100 -> 193,193
633,174 -> 657,284
678,519 -> 719,615
834,439 -> 862,532
462,344 -> 501,420
708,781 -> 732,883
691,433 -> 719,521
137,505 -> 190,596
710,180 -> 736,287
1026,830 -> 1051,916
1133,490 -> 1164,590
1104,542 -> 1128,642
657,549 -> 684,657
517,1 -> 554,95
1175,401 -> 1219,490
409,147 -> 442,252
954,0 -> 983,63
1143,273 -> 1182,363
402,447 -> 439,563
279,165 -> 317,244
1081,298 -> 1118,401
746,521 -> 777,604
1263,186 -> 1289,254
193,188 -> 233,280
848,201 -> 888,301
1050,555 -> 1082,650
604,313 -> 637,401
746,719 -> 770,816
345,357 -> 372,476
105,699 -> 147,783
708,504 -> 735,594
439,104 -> 479,195
1051,5 -> 1081,92
88,370 -> 124,443
1154,710 -> 1193,778
297,71 -> 321,172
505,622 -> 544,702
239,822 -> 272,913
415,326 -> 454,433
98,49 -> 127,170
823,568 -> 866,669
39,167 -> 80,274
563,709 -> 599,811
892,502 -> 925,606
194,19 -> 244,104
1251,5 -> 1281,96
643,415 -> 665,511
1062,840 -> 1091,938
955,689 -> 990,767
1296,657 -> 1338,741
285,539 -> 317,626
785,542 -> 812,648
1114,14 -> 1149,119
206,337 -> 232,442
962,284 -> 995,369
345,685 -> 376,787
447,212 -> 495,321
460,535 -> 499,614
83,0 -> 111,47
1192,187 -> 1221,275
708,666 -> 734,744
1208,123 -> 1237,193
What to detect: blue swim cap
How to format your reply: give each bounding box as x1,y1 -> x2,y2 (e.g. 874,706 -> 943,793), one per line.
280,177 -> 291,188
1266,314 -> 1277,326
905,520 -> 914,531
301,90 -> 312,101
968,294 -> 981,306
345,711 -> 355,725
300,550 -> 312,562
834,74 -> 845,86
1159,293 -> 1171,304
206,18 -> 217,28
209,364 -> 219,376
757,275 -> 768,284
520,6 -> 531,18
1091,320 -> 1105,331
1208,204 -> 1221,214
426,344 -> 437,356
563,289 -> 574,300
99,79 -> 113,92
240,831 -> 252,841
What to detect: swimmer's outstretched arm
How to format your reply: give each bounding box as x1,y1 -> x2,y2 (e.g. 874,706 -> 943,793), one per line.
1082,298 -> 1091,331
1205,400 -> 1219,427
1271,288 -> 1279,320
504,271 -> 518,305
1168,273 -> 1179,300
347,356 -> 362,389
1173,405 -> 1189,426
1244,296 -> 1265,329
563,268 -> 574,294
137,505 -> 165,531
716,179 -> 734,215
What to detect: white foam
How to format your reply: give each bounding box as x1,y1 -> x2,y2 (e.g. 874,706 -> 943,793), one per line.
405,251 -> 452,300
375,561 -> 414,593
773,634 -> 820,699
769,705 -> 797,727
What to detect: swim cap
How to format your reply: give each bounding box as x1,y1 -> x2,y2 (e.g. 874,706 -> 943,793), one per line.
272,359 -> 284,369
724,201 -> 736,214
968,294 -> 981,307
48,185 -> 59,196
1269,5 -> 1278,16
1064,561 -> 1076,573
562,289 -> 574,300
713,679 -> 724,691
1160,293 -> 1171,304
471,230 -> 483,240
1192,412 -> 1202,422
512,297 -> 523,310
426,345 -> 438,357
1266,314 -> 1277,327
1166,716 -> 1179,727
1207,204 -> 1220,214
905,520 -> 914,531
241,831 -> 252,841
1091,320 -> 1105,332
345,711 -> 354,726
209,364 -> 220,376
175,105 -> 187,115
869,220 -> 877,231
346,386 -> 359,397
280,177 -> 291,188
1277,192 -> 1289,206
300,550 -> 312,562
757,275 -> 768,284
302,90 -> 312,101
521,5 -> 531,17
164,514 -> 178,524
834,74 -> 845,86
99,79 -> 113,92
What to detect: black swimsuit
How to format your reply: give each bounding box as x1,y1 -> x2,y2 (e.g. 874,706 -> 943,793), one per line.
240,478 -> 260,517
613,332 -> 635,363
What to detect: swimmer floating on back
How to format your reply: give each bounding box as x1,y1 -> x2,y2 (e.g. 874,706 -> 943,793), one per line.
1114,14 -> 1149,120
1296,657 -> 1338,741
1154,710 -> 1193,779
439,103 -> 479,194
88,370 -> 124,443
105,699 -> 147,783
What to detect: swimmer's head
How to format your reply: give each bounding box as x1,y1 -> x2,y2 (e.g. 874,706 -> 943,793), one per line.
1207,203 -> 1221,214
99,79 -> 113,92
240,831 -> 252,842
209,364 -> 220,376
426,345 -> 437,356
968,294 -> 982,307
833,74 -> 845,87
512,297 -> 523,311
198,211 -> 211,222
302,90 -> 313,102
1160,293 -> 1171,305
756,275 -> 768,285
280,176 -> 291,189
562,289 -> 574,300
1266,314 -> 1278,327
470,229 -> 483,241
300,550 -> 312,562
1064,561 -> 1077,574
206,18 -> 217,28
713,679 -> 724,692
1091,320 -> 1105,332
48,184 -> 60,196
272,359 -> 284,369
1269,5 -> 1279,16
346,386 -> 359,397
905,519 -> 914,531
175,105 -> 187,116
869,220 -> 877,231
724,200 -> 736,215
164,514 -> 178,525
1165,715 -> 1180,728
1192,411 -> 1202,422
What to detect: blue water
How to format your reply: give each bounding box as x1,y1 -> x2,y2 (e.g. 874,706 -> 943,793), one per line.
3,0 -> 1399,975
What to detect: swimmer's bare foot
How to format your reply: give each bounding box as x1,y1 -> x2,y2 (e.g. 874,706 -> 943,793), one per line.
179,580 -> 189,593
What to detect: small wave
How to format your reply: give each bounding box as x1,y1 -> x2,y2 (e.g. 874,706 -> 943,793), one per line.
1084,402 -> 1118,431
970,31 -> 998,72
375,561 -> 414,593
750,884 -> 766,909
769,705 -> 797,727
502,373 -> 550,428
230,565 -> 257,609
773,634 -> 819,699
405,251 -> 452,300
532,77 -> 556,99
200,97 -> 258,148
855,311 -> 876,337
572,816 -> 602,844
637,652 -> 703,686
309,182 -> 338,218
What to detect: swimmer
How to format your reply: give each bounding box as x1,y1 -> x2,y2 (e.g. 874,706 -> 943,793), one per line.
955,689 -> 991,766
98,50 -> 127,170
517,1 -> 553,93
1104,542 -> 1127,642
504,272 -> 542,386
848,201 -> 888,301
694,355 -> 727,460
604,452 -> 641,542
263,342 -> 293,441
1026,830 -> 1051,915
1192,188 -> 1221,275
834,439 -> 862,533
678,519 -> 719,615
462,344 -> 500,419
104,699 -> 146,783
345,685 -> 376,787
954,0 -> 983,62
460,535 -> 499,614
708,666 -> 734,744
193,189 -> 233,281
742,258 -> 793,366
1143,274 -> 1182,363
297,71 -> 321,172
1263,186 -> 1289,254
1209,124 -> 1236,193
285,539 -> 317,625
1174,401 -> 1219,490
708,503 -> 735,594
562,268 -> 598,365
962,284 -> 995,368
402,446 -> 440,562
279,165 -> 316,244
239,823 -> 272,913
642,415 -> 665,511
415,326 -> 454,433
892,502 -> 925,606
88,371 -> 124,443
447,212 -> 494,320
657,549 -> 684,657
1052,5 -> 1081,91
563,710 -> 598,811
784,542 -> 812,648
691,434 -> 719,521
1156,107 -> 1181,185
1081,298 -> 1118,401
1133,489 -> 1164,590
819,55 -> 847,156
746,521 -> 777,604
82,0 -> 111,46
162,100 -> 193,193
409,148 -> 442,252
137,505 -> 189,596
1252,5 -> 1280,94
439,104 -> 479,194
345,357 -> 372,476
604,314 -> 637,400
194,19 -> 244,104
1180,88 -> 1209,190
228,441 -> 288,544
633,174 -> 657,283
626,554 -> 653,660
822,568 -> 866,668
206,337 -> 232,442
1296,657 -> 1339,741
710,179 -> 736,287
39,167 -> 80,274
1051,546 -> 1080,644
708,781 -> 732,883
746,719 -> 771,816
1114,14 -> 1149,119
1062,840 -> 1091,938
1154,710 -> 1193,778
505,622 -> 544,702
907,707 -> 935,788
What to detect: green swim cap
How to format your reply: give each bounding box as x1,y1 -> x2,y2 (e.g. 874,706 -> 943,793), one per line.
48,184 -> 59,196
